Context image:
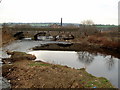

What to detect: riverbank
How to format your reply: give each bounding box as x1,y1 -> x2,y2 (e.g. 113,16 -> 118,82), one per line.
2,51 -> 114,88
0,30 -> 15,47
33,42 -> 120,59
31,31 -> 120,59
60,31 -> 120,58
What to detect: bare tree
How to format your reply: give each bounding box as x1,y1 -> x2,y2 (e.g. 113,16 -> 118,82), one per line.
81,20 -> 94,25
80,20 -> 97,35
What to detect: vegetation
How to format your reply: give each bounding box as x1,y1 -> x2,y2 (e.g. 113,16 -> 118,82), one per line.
28,62 -> 50,66
1,25 -> 15,47
79,20 -> 98,35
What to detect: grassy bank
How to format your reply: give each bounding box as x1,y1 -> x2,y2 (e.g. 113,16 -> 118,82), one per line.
2,51 -> 114,88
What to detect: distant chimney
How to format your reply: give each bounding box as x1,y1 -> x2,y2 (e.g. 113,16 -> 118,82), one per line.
61,18 -> 62,26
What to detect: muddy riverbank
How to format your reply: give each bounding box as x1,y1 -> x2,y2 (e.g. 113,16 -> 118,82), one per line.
2,51 -> 114,88
32,42 -> 120,59
0,30 -> 15,47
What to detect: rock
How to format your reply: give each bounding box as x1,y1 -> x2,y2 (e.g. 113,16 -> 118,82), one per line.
71,82 -> 79,88
0,77 -> 11,89
2,58 -> 12,64
6,50 -> 14,55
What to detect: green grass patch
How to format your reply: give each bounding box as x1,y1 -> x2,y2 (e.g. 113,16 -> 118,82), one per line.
28,62 -> 50,66
84,77 -> 114,88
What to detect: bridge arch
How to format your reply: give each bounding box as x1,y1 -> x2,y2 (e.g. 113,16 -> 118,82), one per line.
13,32 -> 25,40
34,32 -> 46,40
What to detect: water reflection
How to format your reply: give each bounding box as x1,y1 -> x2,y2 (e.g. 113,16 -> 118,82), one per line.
77,51 -> 95,69
105,56 -> 115,70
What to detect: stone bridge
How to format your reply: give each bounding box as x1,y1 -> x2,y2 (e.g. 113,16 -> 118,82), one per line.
8,27 -> 80,39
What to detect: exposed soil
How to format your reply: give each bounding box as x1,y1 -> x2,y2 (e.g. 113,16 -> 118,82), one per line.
4,51 -> 36,63
0,30 -> 15,47
3,60 -> 114,88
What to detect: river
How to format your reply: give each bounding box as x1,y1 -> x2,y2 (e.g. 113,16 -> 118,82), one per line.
1,40 -> 120,88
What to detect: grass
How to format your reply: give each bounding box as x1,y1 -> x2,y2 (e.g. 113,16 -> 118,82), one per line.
28,62 -> 50,66
84,77 -> 114,88
76,68 -> 114,88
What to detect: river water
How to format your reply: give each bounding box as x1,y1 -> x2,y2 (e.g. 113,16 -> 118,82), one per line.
1,40 -> 119,88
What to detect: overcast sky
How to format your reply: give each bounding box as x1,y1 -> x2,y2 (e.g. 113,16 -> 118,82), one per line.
0,0 -> 119,25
